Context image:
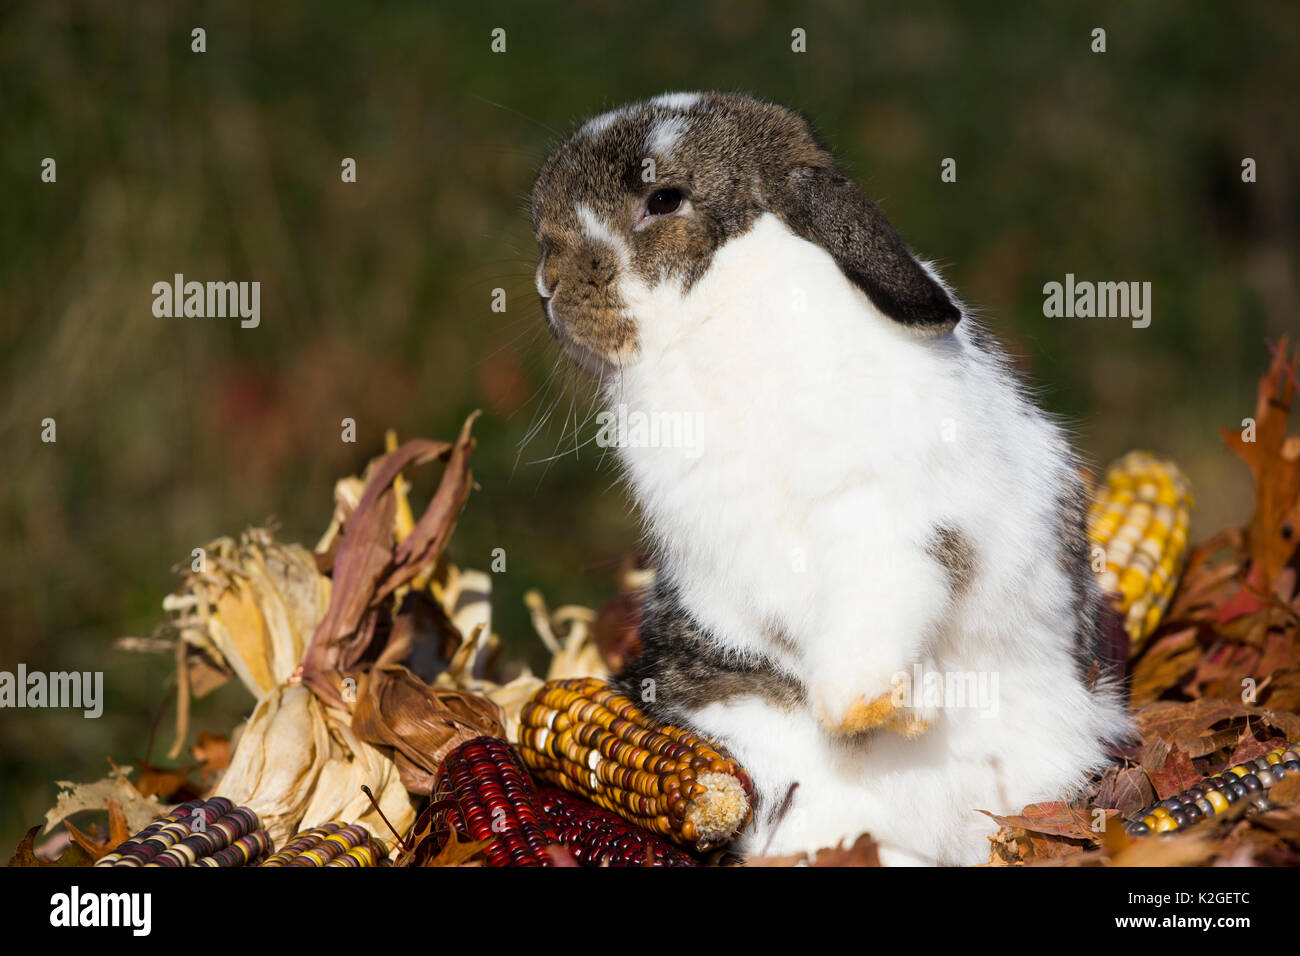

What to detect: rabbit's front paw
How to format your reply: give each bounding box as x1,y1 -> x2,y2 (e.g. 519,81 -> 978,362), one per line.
813,667 -> 938,737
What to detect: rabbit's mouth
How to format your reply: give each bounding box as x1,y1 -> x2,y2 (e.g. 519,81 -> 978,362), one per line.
540,281 -> 639,377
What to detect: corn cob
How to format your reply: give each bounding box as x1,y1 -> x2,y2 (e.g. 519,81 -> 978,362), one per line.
259,823 -> 388,867
538,786 -> 697,866
516,677 -> 753,851
261,823 -> 347,865
1125,744 -> 1300,836
194,831 -> 274,867
434,735 -> 561,867
96,797 -> 273,867
1088,451 -> 1193,651
95,798 -> 211,866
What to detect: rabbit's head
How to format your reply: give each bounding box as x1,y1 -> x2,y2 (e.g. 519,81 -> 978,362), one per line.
530,92 -> 958,374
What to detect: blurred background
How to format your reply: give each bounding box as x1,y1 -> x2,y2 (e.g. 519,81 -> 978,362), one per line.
1,0 -> 1296,853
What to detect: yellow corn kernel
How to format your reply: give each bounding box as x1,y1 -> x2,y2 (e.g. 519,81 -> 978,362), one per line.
1087,451 -> 1193,653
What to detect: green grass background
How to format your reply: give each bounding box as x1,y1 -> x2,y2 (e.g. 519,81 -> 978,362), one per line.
2,0 -> 1297,853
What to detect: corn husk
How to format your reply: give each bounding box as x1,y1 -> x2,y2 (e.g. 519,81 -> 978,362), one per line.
112,418 -> 607,858
214,683 -> 332,847
149,528 -> 331,757
216,682 -> 416,849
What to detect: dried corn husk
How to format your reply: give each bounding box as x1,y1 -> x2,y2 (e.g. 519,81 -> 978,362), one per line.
217,682 -> 416,849
298,706 -> 413,838
126,528 -> 332,757
166,529 -> 330,697
300,417 -> 479,710
215,683 -> 333,847
351,665 -> 506,795
421,588 -> 610,742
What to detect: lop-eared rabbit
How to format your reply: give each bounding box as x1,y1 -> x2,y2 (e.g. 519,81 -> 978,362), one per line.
529,92 -> 1130,865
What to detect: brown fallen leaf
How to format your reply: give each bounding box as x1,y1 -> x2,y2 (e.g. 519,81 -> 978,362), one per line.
1135,698 -> 1300,750
59,795 -> 132,864
1147,745 -> 1202,800
976,802 -> 1110,842
1093,765 -> 1156,814
1108,828 -> 1218,867
809,833 -> 882,867
1267,770 -> 1300,807
1130,627 -> 1202,707
1251,804 -> 1300,844
1138,734 -> 1172,773
7,827 -> 95,868
134,763 -> 192,800
192,731 -> 230,786
64,820 -> 110,862
407,820 -> 491,868
1220,336 -> 1300,595
987,826 -> 1093,865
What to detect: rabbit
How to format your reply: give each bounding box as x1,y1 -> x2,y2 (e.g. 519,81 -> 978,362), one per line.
528,91 -> 1133,866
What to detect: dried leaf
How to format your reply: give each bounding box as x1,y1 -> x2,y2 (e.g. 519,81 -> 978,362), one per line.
1013,830 -> 1094,864
1138,735 -> 1172,773
809,833 -> 882,867
1226,727 -> 1289,766
134,764 -> 191,800
1093,766 -> 1155,813
43,765 -> 166,837
1108,828 -> 1218,867
1220,336 -> 1300,592
976,802 -> 1109,841
63,819 -> 113,862
351,665 -> 505,795
1135,698 -> 1300,750
192,732 -> 230,785
302,415 -> 478,710
1147,746 -> 1202,800
1129,627 -> 1200,706
7,827 -> 95,868
1269,772 -> 1300,807
422,828 -> 492,868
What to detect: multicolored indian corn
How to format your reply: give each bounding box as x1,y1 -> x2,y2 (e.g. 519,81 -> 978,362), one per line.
260,822 -> 388,867
1087,450 -> 1193,651
516,677 -> 752,852
96,797 -> 272,867
1125,743 -> 1300,836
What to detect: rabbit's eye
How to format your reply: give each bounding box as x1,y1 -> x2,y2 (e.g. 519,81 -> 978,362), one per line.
646,189 -> 683,216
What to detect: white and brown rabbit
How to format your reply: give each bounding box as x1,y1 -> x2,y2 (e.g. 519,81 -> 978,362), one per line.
528,91 -> 1131,865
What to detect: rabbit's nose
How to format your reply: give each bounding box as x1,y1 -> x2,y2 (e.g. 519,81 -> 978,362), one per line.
536,259 -> 559,299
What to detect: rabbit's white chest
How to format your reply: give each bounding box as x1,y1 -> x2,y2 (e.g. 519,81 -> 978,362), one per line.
610,215 -> 960,659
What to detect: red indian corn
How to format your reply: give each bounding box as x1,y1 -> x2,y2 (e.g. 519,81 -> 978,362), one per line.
434,735 -> 560,867
538,786 -> 697,866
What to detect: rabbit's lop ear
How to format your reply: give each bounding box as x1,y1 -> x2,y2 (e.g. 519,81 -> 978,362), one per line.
774,165 -> 960,331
